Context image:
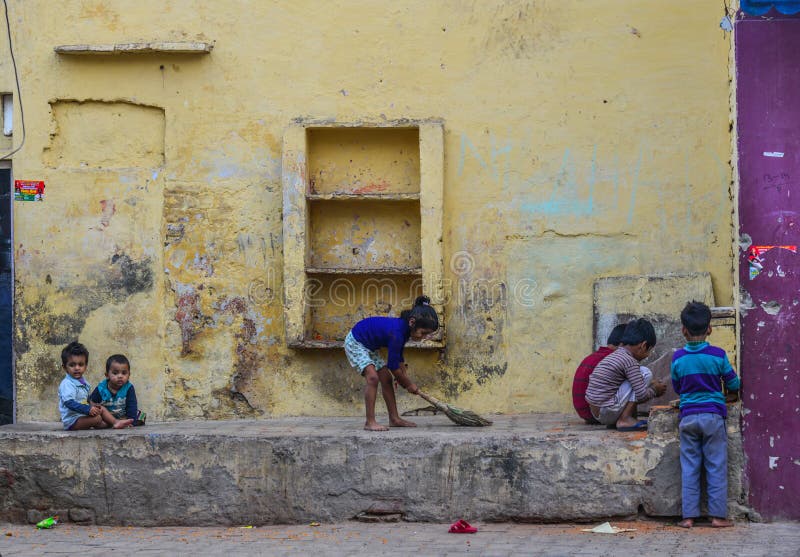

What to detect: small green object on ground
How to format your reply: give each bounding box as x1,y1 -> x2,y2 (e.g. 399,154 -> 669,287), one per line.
35,516 -> 58,529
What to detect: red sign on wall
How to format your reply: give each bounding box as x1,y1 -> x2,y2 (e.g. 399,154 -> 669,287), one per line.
13,180 -> 45,202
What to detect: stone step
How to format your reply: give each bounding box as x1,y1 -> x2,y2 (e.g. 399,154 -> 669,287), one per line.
0,409 -> 746,526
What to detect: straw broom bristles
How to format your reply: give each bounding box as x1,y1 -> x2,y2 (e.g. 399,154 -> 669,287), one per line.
417,390 -> 493,427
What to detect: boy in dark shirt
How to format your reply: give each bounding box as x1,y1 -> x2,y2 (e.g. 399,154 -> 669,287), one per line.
88,354 -> 145,426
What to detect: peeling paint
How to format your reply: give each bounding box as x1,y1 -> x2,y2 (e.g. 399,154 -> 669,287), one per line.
10,1 -> 736,421
769,456 -> 780,470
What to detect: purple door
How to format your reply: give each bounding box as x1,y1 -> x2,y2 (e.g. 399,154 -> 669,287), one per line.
736,14 -> 800,520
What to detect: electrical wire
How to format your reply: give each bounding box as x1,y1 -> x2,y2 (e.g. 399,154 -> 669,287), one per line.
0,0 -> 24,160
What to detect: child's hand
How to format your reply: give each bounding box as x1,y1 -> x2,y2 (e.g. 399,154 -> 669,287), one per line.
652,381 -> 667,397
406,382 -> 420,395
725,391 -> 739,403
88,405 -> 100,417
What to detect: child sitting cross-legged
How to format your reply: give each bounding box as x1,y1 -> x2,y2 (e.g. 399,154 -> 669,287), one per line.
88,354 -> 146,427
58,341 -> 133,430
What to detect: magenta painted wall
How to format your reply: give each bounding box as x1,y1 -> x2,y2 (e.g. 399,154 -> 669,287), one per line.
736,15 -> 800,521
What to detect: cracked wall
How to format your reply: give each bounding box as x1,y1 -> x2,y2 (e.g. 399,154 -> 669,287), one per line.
7,1 -> 734,420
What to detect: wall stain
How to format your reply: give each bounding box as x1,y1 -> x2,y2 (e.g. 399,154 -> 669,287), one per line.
212,296 -> 266,417
14,253 -> 155,393
107,253 -> 154,295
16,252 -> 153,350
174,286 -> 204,356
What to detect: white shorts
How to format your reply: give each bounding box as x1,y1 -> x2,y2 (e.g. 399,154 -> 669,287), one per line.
344,331 -> 387,374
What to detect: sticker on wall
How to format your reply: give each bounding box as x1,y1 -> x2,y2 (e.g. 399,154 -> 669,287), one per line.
748,245 -> 797,280
14,180 -> 45,201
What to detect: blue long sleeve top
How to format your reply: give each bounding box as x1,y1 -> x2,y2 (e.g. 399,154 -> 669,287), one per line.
351,317 -> 411,371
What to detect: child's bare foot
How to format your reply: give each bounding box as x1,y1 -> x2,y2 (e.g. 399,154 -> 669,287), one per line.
677,518 -> 693,529
711,518 -> 734,528
389,418 -> 417,427
364,422 -> 389,431
113,419 -> 134,429
616,417 -> 639,429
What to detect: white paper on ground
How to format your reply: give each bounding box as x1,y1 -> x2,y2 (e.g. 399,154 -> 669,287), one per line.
581,522 -> 637,534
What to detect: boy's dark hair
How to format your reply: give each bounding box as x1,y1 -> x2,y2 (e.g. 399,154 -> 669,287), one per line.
401,295 -> 439,331
106,354 -> 130,374
621,318 -> 657,349
606,323 -> 628,346
61,341 -> 89,366
681,300 -> 712,336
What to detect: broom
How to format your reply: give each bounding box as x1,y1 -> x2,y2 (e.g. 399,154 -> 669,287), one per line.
416,390 -> 493,427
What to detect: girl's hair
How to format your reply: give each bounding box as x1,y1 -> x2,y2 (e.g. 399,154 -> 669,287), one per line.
401,295 -> 439,331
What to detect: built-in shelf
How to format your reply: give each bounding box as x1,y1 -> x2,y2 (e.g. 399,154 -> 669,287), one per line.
54,42 -> 214,55
282,122 -> 444,349
306,267 -> 422,275
288,338 -> 445,350
306,193 -> 420,201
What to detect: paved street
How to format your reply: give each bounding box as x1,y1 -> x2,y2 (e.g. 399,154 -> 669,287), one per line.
1,519 -> 798,556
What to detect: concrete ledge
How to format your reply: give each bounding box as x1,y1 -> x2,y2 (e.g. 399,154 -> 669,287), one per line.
0,409 -> 746,525
54,42 -> 214,55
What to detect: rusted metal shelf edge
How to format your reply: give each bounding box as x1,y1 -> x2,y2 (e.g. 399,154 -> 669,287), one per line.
306,193 -> 420,201
306,267 -> 422,275
55,42 -> 214,55
288,339 -> 445,349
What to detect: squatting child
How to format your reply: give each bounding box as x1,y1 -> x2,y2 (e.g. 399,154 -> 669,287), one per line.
571,323 -> 627,424
88,354 -> 145,427
58,341 -> 133,430
672,301 -> 740,528
585,318 -> 667,431
344,295 -> 439,431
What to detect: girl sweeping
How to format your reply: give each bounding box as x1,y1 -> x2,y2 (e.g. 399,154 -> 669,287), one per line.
345,295 -> 440,431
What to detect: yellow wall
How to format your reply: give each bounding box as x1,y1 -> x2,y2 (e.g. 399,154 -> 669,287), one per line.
5,1 -> 734,420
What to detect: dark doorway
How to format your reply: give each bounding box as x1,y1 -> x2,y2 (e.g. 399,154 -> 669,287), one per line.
0,168 -> 12,425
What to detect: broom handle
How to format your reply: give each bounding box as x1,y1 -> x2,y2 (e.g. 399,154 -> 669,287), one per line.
416,390 -> 441,406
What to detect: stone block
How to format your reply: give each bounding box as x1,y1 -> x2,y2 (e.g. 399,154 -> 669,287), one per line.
69,508 -> 95,523
0,415 -> 748,525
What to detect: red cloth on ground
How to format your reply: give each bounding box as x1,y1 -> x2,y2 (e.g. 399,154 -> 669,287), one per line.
572,346 -> 615,422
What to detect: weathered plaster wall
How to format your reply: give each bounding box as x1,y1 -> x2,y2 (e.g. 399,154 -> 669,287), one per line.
7,1 -> 734,421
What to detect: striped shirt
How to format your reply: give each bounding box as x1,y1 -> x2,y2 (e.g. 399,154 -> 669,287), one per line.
585,347 -> 655,408
671,341 -> 740,419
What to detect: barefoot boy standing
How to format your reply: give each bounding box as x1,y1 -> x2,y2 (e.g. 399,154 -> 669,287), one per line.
58,341 -> 133,430
672,301 -> 740,528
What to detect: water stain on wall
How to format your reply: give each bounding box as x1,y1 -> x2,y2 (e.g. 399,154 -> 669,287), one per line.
14,253 -> 154,391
